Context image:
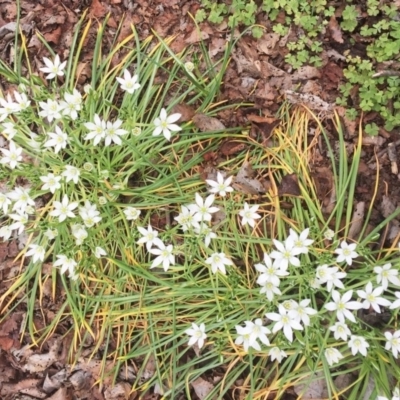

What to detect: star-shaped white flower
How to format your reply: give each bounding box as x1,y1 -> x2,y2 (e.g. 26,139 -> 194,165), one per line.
205,252 -> 233,275
53,254 -> 78,280
116,70 -> 141,94
334,241 -> 358,265
149,243 -> 175,271
189,193 -> 219,222
62,165 -> 80,184
265,304 -> 303,342
357,282 -> 391,313
288,228 -> 314,254
324,348 -> 344,366
25,244 -> 46,263
104,119 -> 128,146
50,195 -> 78,222
348,335 -> 369,356
385,330 -> 400,359
185,322 -> 207,349
84,114 -> 107,145
374,263 -> 400,290
39,99 -> 62,122
40,54 -> 67,79
137,225 -> 163,251
124,207 -> 141,221
0,141 -> 23,169
329,321 -> 351,341
324,290 -> 363,323
268,347 -> 287,363
239,202 -> 261,228
206,172 -> 233,197
270,238 -> 302,271
153,108 -> 182,141
44,126 -> 69,153
40,173 -> 62,194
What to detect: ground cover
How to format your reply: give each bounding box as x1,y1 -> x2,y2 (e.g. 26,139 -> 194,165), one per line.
0,1 -> 400,400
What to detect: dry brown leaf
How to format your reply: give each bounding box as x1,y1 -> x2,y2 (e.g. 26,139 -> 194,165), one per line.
220,140 -> 246,156
46,387 -> 68,400
191,376 -> 215,400
90,0 -> 107,18
285,90 -> 333,113
192,114 -> 226,132
328,15 -> 344,43
104,382 -> 131,400
23,339 -> 61,373
43,370 -> 67,393
292,66 -> 321,81
348,201 -> 365,240
278,173 -> 301,196
233,161 -> 266,194
294,372 -> 329,399
256,33 -> 280,55
171,103 -> 195,122
209,37 -> 226,57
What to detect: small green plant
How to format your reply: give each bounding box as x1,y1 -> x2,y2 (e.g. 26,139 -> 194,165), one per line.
365,122 -> 379,136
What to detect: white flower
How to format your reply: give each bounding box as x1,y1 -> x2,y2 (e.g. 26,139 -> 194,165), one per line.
189,193 -> 219,222
44,126 -> 69,153
316,265 -> 346,292
259,280 -> 282,301
334,241 -> 358,265
385,330 -> 400,358
250,318 -> 271,346
374,263 -> 400,290
0,141 -> 23,169
390,292 -> 400,309
50,195 -> 78,222
60,89 -> 82,120
348,335 -> 369,356
84,114 -> 107,145
206,172 -> 233,197
53,254 -> 78,280
9,211 -> 28,234
324,228 -> 335,241
95,246 -> 107,258
0,94 -> 19,121
44,228 -> 58,240
149,243 -> 175,271
40,173 -> 62,194
124,207 -> 141,221
288,228 -> 314,254
324,290 -> 363,323
239,202 -> 261,228
268,347 -> 287,363
324,348 -> 344,366
235,321 -> 260,352
329,321 -> 352,341
174,205 -> 199,231
116,70 -> 141,94
266,304 -> 303,343
357,282 -> 391,313
7,186 -> 35,212
194,223 -> 217,248
71,225 -> 88,245
288,299 -> 317,327
104,119 -> 128,146
153,107 -> 182,141
0,193 -> 11,215
270,238 -> 302,271
79,201 -> 102,227
185,322 -> 207,349
39,54 -> 67,79
255,253 -> 289,287
25,244 -> 46,263
0,225 -> 13,240
205,252 -> 233,275
13,91 -> 30,111
39,99 -> 62,122
137,225 -> 163,251
2,122 -> 18,140
62,165 -> 80,184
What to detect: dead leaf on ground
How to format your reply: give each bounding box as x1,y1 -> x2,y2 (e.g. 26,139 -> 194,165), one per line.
256,33 -> 280,55
23,338 -> 61,373
348,201 -> 365,240
278,173 -> 301,196
191,376 -> 215,400
294,372 -> 328,399
192,113 -> 226,132
233,161 -> 267,194
171,103 -> 195,122
292,66 -> 321,81
90,0 -> 107,18
328,15 -> 344,43
247,114 -> 280,143
220,140 -> 246,156
286,90 -> 333,113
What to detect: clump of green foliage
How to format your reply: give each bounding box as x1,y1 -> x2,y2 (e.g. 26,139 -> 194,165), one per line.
196,0 -> 400,131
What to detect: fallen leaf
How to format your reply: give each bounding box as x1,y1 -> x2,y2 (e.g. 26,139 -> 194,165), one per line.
256,33 -> 280,55
171,103 -> 195,122
90,0 -> 107,18
348,201 -> 365,240
191,376 -> 215,400
233,161 -> 266,194
285,90 -> 333,113
220,140 -> 246,156
292,66 -> 321,81
294,372 -> 328,399
278,173 -> 301,196
192,113 -> 226,132
23,339 -> 61,373
328,15 -> 344,43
